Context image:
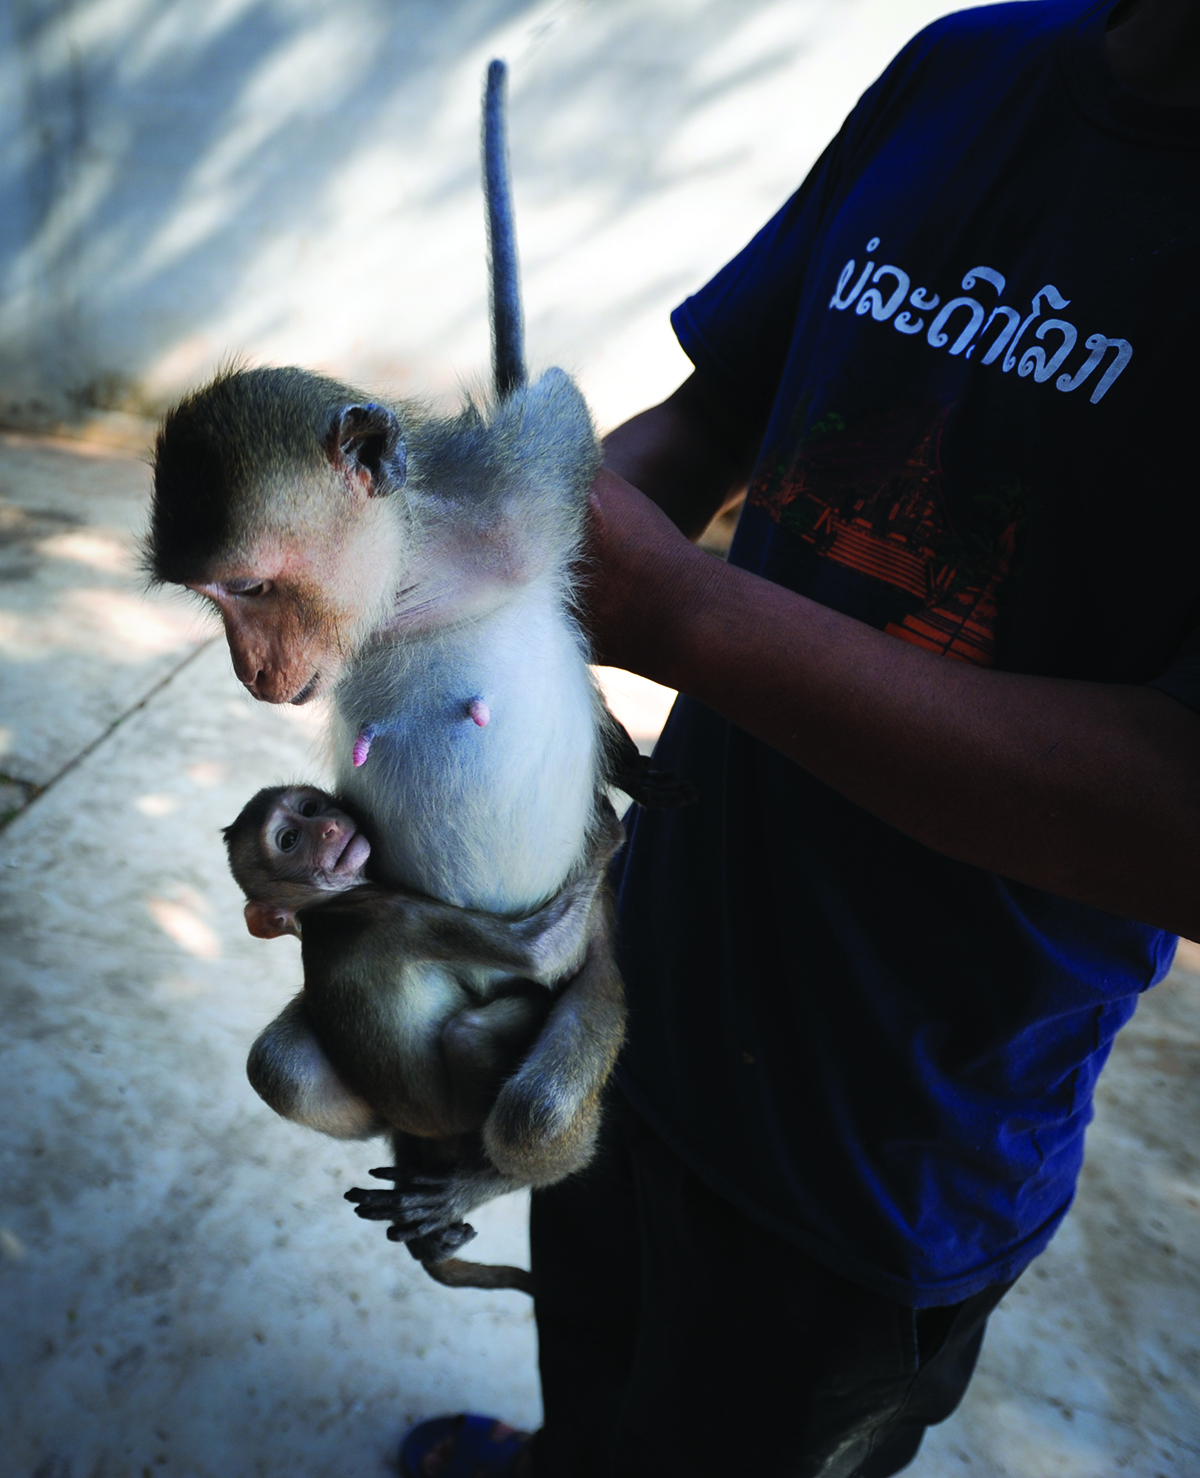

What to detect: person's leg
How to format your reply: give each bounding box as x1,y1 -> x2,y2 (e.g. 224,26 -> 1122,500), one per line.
529,1096 -> 1015,1478
596,1113 -> 918,1478
855,1278 -> 1017,1478
528,1097 -> 643,1478
592,1105 -> 1012,1478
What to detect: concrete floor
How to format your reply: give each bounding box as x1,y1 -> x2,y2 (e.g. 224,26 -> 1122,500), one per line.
1,432 -> 1198,1477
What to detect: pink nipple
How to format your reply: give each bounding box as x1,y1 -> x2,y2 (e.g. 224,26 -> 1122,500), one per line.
468,699 -> 490,728
352,726 -> 376,767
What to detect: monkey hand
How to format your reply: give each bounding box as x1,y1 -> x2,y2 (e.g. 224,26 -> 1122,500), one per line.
583,465 -> 712,677
345,1161 -> 513,1244
405,1222 -> 476,1263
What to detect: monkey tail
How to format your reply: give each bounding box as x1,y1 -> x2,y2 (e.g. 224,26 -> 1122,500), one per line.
423,1256 -> 534,1295
483,59 -> 527,399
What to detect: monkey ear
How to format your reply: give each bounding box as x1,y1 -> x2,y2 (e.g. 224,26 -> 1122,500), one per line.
245,901 -> 299,939
326,403 -> 407,495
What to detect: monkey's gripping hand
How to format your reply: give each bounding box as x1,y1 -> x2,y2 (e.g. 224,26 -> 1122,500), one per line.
344,1158 -> 516,1247
605,715 -> 698,809
405,1221 -> 477,1263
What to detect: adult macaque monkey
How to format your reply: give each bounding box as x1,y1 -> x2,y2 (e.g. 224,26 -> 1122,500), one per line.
150,64 -> 687,1265
224,783 -> 623,1292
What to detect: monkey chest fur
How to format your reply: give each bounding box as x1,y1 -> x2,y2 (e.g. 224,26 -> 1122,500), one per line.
333,578 -> 599,918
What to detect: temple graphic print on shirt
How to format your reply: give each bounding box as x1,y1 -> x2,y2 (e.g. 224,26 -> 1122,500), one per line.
747,401 -> 1025,668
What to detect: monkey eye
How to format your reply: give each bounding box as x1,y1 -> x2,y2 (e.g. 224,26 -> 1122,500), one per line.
277,827 -> 300,852
225,579 -> 272,598
299,798 -> 320,817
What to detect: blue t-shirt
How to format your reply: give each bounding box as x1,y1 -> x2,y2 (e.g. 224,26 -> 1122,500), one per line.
613,0 -> 1200,1308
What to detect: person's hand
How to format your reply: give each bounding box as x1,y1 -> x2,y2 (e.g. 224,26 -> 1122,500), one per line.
581,466 -> 716,679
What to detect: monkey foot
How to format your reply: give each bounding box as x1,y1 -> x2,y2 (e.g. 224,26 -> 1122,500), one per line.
345,1168 -> 476,1241
403,1221 -> 476,1262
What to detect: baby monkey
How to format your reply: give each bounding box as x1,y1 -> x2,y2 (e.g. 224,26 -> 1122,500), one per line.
225,783 -> 624,1292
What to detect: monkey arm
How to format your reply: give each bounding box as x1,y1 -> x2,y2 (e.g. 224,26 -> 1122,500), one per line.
587,391 -> 1200,941
482,889 -> 626,1185
369,841 -> 615,985
247,994 -> 385,1140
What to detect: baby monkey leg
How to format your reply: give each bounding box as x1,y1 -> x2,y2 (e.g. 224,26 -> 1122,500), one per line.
441,991 -> 550,1126
248,996 -> 385,1140
345,803 -> 626,1289
345,893 -> 626,1228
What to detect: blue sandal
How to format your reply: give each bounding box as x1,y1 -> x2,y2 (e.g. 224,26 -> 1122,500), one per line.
400,1413 -> 532,1477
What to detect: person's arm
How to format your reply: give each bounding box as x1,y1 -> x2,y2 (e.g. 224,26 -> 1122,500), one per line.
589,376 -> 1200,940
601,372 -> 757,539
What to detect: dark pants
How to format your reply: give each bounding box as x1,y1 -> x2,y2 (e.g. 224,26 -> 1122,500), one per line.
530,1098 -> 1014,1478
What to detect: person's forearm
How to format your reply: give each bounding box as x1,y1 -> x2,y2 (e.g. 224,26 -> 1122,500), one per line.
601,374 -> 756,540
586,468 -> 1200,938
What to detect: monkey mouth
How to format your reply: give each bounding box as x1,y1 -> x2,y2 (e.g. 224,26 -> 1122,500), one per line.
331,830 -> 371,877
289,673 -> 321,705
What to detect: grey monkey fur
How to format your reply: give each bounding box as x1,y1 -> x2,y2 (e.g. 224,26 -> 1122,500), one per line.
150,60 -> 633,1293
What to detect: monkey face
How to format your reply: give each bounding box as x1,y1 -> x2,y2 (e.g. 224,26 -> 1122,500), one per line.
189,492 -> 403,704
261,787 -> 372,889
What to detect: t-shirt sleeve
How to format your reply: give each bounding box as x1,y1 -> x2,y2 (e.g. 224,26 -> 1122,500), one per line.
669,135 -> 842,420
1147,628 -> 1200,715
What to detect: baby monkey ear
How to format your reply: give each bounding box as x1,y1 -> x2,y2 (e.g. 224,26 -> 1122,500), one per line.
245,901 -> 300,940
325,402 -> 407,495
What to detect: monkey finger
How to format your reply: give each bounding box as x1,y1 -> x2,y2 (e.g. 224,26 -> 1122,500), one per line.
346,1190 -> 407,1214
383,1218 -> 462,1244
351,1193 -> 457,1228
396,1172 -> 462,1190
350,1199 -> 408,1221
383,1212 -> 452,1239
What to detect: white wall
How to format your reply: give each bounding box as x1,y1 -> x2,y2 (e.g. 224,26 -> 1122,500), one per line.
0,0 -> 979,434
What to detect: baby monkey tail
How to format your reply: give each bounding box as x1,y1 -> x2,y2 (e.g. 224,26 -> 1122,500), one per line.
404,1220 -> 535,1295
423,1256 -> 535,1296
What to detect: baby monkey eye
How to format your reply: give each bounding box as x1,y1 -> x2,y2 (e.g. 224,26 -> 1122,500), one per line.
277,827 -> 300,852
299,799 -> 320,817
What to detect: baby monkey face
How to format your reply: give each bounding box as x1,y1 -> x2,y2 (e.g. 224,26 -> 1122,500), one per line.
263,787 -> 371,890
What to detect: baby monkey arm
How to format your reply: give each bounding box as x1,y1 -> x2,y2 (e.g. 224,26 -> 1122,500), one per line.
371,871 -> 598,984
372,797 -> 624,984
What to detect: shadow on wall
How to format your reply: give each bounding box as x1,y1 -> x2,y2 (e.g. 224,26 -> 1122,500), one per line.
0,0 -> 809,428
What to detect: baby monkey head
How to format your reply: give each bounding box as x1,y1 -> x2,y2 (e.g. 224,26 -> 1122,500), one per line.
223,784 -> 372,939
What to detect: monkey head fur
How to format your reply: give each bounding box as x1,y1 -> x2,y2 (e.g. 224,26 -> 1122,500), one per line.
149,363 -> 598,707
223,783 -> 373,936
